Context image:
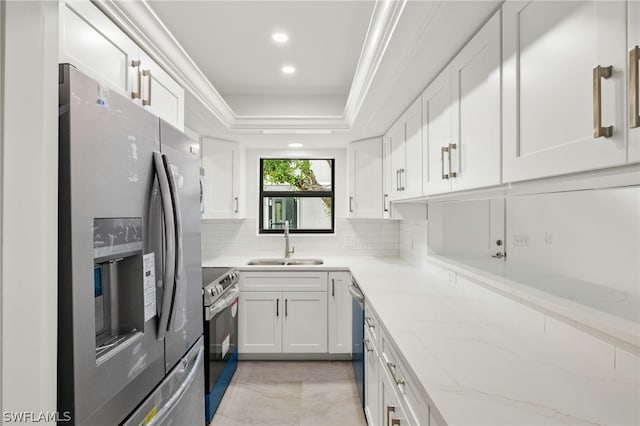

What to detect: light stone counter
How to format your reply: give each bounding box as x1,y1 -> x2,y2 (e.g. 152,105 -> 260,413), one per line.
203,255 -> 640,425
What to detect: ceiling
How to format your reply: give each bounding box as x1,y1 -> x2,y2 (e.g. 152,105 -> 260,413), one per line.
136,0 -> 502,148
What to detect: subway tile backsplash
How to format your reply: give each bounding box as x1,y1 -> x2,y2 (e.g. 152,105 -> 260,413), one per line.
201,218 -> 400,260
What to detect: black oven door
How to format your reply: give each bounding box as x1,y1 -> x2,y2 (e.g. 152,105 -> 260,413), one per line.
204,285 -> 239,394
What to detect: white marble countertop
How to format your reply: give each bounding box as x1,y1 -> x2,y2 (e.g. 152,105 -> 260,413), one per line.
203,255 -> 640,425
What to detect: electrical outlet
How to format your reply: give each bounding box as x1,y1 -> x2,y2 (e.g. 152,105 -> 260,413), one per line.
513,234 -> 529,247
544,232 -> 553,245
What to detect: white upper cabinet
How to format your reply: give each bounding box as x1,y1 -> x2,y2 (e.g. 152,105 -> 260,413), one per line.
629,0 -> 640,163
201,137 -> 243,219
60,1 -> 184,130
389,98 -> 423,201
348,138 -> 383,218
503,0 -> 627,182
382,133 -> 392,218
450,10 -> 501,191
422,10 -> 501,195
422,66 -> 453,195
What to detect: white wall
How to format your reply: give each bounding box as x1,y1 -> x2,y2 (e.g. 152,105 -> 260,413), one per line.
394,204 -> 428,263
1,1 -> 59,422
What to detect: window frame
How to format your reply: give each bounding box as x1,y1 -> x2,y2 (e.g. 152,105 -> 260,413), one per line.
258,158 -> 335,234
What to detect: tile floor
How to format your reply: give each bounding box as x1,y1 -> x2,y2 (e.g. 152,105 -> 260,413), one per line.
210,361 -> 367,426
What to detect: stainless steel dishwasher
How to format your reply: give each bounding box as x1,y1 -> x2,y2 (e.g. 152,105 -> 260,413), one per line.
349,279 -> 365,409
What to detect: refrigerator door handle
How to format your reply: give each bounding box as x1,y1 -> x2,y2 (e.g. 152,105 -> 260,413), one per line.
164,153 -> 186,332
148,344 -> 205,426
153,152 -> 176,340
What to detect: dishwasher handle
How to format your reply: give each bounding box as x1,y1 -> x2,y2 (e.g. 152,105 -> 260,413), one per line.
348,282 -> 364,304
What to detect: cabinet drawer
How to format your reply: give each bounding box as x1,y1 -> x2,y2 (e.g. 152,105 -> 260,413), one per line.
240,271 -> 328,292
380,330 -> 429,426
364,302 -> 380,349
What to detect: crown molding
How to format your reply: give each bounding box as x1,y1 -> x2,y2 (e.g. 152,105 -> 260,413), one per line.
94,0 -> 405,132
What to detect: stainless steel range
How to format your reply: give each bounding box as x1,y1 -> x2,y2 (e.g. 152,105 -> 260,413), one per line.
202,267 -> 240,423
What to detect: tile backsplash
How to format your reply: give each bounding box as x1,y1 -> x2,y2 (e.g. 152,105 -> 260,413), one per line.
201,217 -> 399,260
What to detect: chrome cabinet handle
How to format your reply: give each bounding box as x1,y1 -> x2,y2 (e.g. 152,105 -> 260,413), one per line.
630,46 -> 640,129
386,406 -> 396,426
441,146 -> 449,180
448,143 -> 457,178
363,338 -> 373,352
398,168 -> 405,190
386,361 -> 406,386
395,170 -> 400,191
142,69 -> 152,106
593,65 -> 613,138
131,60 -> 141,99
383,194 -> 389,212
365,317 -> 375,329
285,299 -> 288,317
276,298 -> 279,317
331,278 -> 335,297
349,196 -> 354,213
234,197 -> 239,213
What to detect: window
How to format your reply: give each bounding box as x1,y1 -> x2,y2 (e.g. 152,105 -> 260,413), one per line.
259,159 -> 335,234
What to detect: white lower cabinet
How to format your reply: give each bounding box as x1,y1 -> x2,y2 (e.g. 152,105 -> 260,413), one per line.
328,272 -> 352,354
281,292 -> 327,353
238,291 -> 282,353
364,328 -> 379,426
380,358 -> 410,426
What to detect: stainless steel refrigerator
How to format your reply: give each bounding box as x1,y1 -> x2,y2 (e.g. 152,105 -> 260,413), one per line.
58,64 -> 204,426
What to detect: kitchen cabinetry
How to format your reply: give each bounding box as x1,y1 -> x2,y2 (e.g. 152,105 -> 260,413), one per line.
238,271 -> 328,354
364,327 -> 379,426
380,360 -> 410,426
328,272 -> 352,354
389,98 -> 423,201
60,1 -> 184,130
422,10 -> 500,195
630,0 -> 640,163
382,134 -> 392,217
201,137 -> 243,219
347,138 -> 383,218
503,1 -> 627,182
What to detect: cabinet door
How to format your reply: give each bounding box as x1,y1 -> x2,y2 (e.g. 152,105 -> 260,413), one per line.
239,292 -> 282,353
422,66 -> 453,195
139,50 -> 185,131
629,0 -> 640,163
282,292 -> 328,353
503,1 -> 627,182
328,272 -> 352,354
60,1 -> 138,97
382,133 -> 392,218
389,120 -> 405,201
402,98 -> 423,198
348,138 -> 383,218
364,329 -> 379,426
201,138 -> 238,218
451,11 -> 501,191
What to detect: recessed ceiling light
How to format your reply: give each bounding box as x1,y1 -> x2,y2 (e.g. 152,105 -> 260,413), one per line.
272,32 -> 289,43
282,65 -> 295,74
288,143 -> 304,148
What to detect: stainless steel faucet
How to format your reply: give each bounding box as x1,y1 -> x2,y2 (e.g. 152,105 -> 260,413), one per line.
284,220 -> 295,258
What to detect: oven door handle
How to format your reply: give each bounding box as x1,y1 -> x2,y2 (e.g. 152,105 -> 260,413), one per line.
205,285 -> 239,320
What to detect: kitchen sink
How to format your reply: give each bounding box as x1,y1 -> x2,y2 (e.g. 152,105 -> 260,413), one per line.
246,258 -> 323,266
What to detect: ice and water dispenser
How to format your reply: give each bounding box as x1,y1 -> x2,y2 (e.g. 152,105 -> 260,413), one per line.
93,217 -> 145,362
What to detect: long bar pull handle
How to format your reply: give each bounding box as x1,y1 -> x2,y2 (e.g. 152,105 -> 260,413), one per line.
363,338 -> 373,352
365,316 -> 375,329
164,154 -> 185,332
276,299 -> 279,317
441,146 -> 449,180
448,143 -> 457,178
399,168 -> 405,190
630,46 -> 640,129
396,170 -> 400,191
331,278 -> 335,297
383,194 -> 389,212
142,69 -> 152,106
593,65 -> 613,137
234,197 -> 239,213
153,152 -> 176,340
386,361 -> 406,386
285,299 -> 288,317
131,60 -> 142,99
349,196 -> 354,213
386,406 -> 396,426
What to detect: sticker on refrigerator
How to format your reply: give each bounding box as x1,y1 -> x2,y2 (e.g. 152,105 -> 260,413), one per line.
143,253 -> 156,322
222,334 -> 230,358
